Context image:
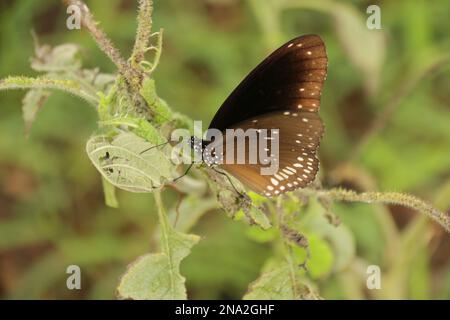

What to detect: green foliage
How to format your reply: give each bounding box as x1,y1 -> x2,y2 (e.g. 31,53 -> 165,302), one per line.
117,192 -> 200,299
243,264 -> 319,300
102,177 -> 119,208
0,0 -> 449,300
0,76 -> 98,107
295,234 -> 334,279
140,78 -> 173,124
86,132 -> 176,193
22,89 -> 51,136
99,116 -> 165,145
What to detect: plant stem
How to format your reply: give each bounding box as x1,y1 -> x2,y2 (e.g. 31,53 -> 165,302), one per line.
64,0 -> 141,90
308,188 -> 450,234
272,197 -> 302,299
131,0 -> 154,67
0,76 -> 98,107
153,191 -> 176,294
154,191 -> 170,242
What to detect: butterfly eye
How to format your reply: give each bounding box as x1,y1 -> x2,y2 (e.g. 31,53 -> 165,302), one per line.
189,136 -> 196,148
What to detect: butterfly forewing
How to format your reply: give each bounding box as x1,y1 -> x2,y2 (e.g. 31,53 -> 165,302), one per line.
208,34 -> 327,131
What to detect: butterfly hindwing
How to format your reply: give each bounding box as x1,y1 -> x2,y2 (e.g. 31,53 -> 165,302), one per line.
207,111 -> 324,196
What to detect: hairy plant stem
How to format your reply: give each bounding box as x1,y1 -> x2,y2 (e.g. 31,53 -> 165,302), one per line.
0,76 -> 98,106
64,0 -> 142,91
272,197 -> 304,299
131,0 -> 154,67
304,188 -> 450,234
328,164 -> 400,265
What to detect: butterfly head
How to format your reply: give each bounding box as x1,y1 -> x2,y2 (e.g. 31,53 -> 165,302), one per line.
189,136 -> 222,166
190,136 -> 204,152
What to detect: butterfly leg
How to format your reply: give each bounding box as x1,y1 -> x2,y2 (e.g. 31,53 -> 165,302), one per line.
212,167 -> 244,198
172,162 -> 194,183
139,141 -> 170,155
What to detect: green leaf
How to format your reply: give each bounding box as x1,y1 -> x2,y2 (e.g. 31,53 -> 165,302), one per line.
242,192 -> 272,230
76,69 -> 116,91
298,198 -> 356,272
246,225 -> 279,243
117,192 -> 200,299
325,225 -> 355,272
22,89 -> 51,137
118,254 -> 177,299
31,43 -> 82,72
167,194 -> 219,233
140,78 -> 173,124
117,235 -> 199,299
100,116 -> 166,145
86,132 -> 176,193
247,206 -> 272,230
102,176 -> 119,208
294,234 -> 334,280
243,264 -> 320,300
87,132 -> 174,191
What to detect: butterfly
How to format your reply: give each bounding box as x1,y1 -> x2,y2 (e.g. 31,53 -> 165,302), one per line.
193,34 -> 327,197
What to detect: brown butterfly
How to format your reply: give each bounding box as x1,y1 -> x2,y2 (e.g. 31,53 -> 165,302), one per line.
194,35 -> 327,197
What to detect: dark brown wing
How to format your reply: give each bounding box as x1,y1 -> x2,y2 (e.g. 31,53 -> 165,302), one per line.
208,34 -> 327,132
207,111 -> 324,197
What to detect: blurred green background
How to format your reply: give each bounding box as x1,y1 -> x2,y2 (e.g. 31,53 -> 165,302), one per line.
0,0 -> 449,299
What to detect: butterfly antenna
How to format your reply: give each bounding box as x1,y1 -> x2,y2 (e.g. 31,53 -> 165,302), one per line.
212,167 -> 244,197
139,141 -> 170,155
173,162 -> 194,183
